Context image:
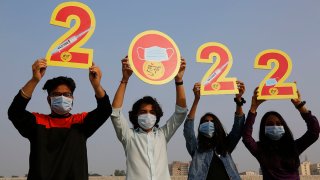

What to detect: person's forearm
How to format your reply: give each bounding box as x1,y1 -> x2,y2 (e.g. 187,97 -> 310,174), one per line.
175,79 -> 186,108
235,105 -> 244,116
93,85 -> 105,98
249,105 -> 258,114
112,81 -> 127,108
21,78 -> 40,99
187,98 -> 199,119
297,104 -> 308,114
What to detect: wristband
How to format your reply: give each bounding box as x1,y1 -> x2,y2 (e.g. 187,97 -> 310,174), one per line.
234,97 -> 246,106
175,81 -> 183,86
120,81 -> 128,84
295,101 -> 306,109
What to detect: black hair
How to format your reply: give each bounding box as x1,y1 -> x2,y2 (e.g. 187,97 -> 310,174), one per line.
42,76 -> 76,94
257,111 -> 300,171
197,112 -> 228,156
128,96 -> 163,129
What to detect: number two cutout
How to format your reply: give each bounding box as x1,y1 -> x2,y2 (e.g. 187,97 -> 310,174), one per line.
254,49 -> 298,100
46,2 -> 95,69
197,42 -> 238,95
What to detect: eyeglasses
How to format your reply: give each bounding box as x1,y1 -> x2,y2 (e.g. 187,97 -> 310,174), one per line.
50,92 -> 73,98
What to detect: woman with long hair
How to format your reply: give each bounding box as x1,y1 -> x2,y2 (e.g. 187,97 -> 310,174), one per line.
184,81 -> 246,180
242,87 -> 319,179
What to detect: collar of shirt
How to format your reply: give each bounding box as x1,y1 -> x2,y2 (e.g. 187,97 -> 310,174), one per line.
136,127 -> 158,134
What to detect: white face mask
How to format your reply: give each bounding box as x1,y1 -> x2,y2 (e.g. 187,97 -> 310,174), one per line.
50,96 -> 73,115
138,113 -> 157,130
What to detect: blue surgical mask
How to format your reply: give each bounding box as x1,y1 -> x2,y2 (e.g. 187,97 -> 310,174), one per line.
138,113 -> 157,130
265,126 -> 285,141
50,96 -> 73,115
199,122 -> 215,138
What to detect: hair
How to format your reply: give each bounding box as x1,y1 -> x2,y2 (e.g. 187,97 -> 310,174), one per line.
257,111 -> 300,171
42,76 -> 76,94
197,112 -> 228,156
128,96 -> 163,129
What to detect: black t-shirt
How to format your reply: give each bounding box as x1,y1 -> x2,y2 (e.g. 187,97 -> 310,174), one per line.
206,153 -> 229,180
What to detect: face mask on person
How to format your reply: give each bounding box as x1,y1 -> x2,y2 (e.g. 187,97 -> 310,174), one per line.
138,113 -> 157,130
265,125 -> 285,141
50,96 -> 73,115
199,121 -> 215,138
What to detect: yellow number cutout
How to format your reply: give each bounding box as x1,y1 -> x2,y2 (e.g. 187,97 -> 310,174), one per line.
46,2 -> 95,69
254,49 -> 298,100
197,42 -> 238,95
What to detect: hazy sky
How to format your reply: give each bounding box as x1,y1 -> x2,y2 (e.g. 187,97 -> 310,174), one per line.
1,0 -> 319,177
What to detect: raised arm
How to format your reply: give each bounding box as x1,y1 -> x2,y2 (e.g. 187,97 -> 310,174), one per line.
174,58 -> 187,108
89,62 -> 105,98
187,82 -> 200,119
247,87 -> 265,114
184,83 -> 200,156
83,63 -> 112,138
291,86 -> 320,154
8,59 -> 47,138
112,56 -> 133,108
290,85 -> 308,114
21,58 -> 47,99
110,56 -> 133,144
161,58 -> 188,141
242,87 -> 265,157
234,81 -> 245,116
227,80 -> 246,153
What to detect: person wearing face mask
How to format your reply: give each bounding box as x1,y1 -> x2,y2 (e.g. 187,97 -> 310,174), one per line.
242,86 -> 320,180
7,59 -> 112,180
110,56 -> 187,180
183,81 -> 246,180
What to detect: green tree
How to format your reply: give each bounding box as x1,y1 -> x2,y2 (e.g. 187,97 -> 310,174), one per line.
114,169 -> 126,176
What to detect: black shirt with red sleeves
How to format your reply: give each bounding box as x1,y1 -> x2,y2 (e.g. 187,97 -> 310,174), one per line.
8,91 -> 112,180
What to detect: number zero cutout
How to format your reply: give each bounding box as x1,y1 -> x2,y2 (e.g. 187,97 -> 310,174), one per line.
254,49 -> 298,100
128,30 -> 181,85
197,42 -> 238,95
46,2 -> 95,69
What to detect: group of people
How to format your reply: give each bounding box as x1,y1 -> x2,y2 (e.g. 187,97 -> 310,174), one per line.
8,57 -> 320,180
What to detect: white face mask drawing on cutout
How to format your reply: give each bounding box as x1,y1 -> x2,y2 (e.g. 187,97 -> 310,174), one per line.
265,78 -> 278,86
137,46 -> 174,62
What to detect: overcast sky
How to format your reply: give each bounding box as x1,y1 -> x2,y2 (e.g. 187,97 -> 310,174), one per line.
1,0 -> 319,177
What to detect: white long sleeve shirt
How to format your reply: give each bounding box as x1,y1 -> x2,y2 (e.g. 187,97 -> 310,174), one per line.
111,105 -> 188,180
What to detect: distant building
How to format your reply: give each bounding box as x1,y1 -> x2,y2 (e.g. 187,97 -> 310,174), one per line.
299,161 -> 311,175
310,163 -> 320,175
169,161 -> 190,176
